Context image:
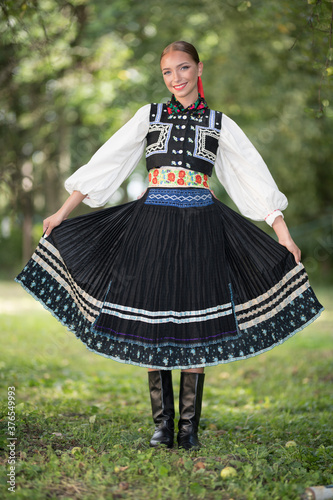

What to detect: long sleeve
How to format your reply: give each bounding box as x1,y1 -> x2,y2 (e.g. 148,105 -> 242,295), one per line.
64,104 -> 151,207
215,114 -> 288,226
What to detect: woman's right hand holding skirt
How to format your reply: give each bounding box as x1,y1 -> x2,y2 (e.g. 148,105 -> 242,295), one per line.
272,215 -> 301,265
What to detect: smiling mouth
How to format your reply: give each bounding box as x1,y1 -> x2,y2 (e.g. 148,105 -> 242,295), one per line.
173,83 -> 187,90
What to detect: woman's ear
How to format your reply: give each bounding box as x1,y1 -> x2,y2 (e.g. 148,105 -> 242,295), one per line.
198,61 -> 203,77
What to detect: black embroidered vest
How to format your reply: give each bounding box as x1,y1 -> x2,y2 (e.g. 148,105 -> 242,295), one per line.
145,103 -> 223,177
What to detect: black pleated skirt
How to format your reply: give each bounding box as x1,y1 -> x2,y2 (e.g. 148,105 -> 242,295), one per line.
15,187 -> 323,369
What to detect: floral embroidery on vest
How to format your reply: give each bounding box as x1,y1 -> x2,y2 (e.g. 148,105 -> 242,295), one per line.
166,94 -> 208,116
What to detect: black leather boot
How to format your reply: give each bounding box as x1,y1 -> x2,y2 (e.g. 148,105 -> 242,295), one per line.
177,372 -> 205,450
148,370 -> 174,448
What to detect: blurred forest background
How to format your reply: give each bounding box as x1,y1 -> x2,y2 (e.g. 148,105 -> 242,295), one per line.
0,0 -> 332,282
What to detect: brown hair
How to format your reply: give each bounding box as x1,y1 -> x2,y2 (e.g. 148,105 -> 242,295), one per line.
160,41 -> 200,64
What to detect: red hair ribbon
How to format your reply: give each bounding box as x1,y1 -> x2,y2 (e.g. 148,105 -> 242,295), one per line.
197,76 -> 204,98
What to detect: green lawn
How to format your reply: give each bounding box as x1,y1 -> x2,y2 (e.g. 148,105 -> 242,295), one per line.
0,283 -> 332,500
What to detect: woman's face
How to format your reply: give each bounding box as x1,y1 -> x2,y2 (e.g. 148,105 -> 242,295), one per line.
160,50 -> 203,107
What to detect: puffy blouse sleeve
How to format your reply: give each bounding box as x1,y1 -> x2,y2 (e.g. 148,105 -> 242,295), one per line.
214,114 -> 288,226
64,104 -> 151,207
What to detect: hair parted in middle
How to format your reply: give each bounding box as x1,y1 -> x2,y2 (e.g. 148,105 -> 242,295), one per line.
160,41 -> 200,64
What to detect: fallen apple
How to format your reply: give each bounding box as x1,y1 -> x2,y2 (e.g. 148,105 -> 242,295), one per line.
220,466 -> 237,479
285,440 -> 297,448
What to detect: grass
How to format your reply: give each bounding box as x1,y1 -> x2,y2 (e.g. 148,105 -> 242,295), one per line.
0,282 -> 332,500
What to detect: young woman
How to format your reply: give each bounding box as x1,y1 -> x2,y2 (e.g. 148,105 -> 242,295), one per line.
16,41 -> 323,451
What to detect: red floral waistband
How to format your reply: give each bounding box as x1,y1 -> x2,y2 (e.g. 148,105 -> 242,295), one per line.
148,168 -> 210,189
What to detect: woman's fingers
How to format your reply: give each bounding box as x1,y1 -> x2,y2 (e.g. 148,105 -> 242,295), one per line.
43,214 -> 63,237
43,219 -> 50,237
288,242 -> 301,265
279,238 -> 301,265
289,243 -> 301,265
294,248 -> 301,265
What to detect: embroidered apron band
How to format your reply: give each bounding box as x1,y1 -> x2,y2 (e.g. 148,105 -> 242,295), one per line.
148,168 -> 210,189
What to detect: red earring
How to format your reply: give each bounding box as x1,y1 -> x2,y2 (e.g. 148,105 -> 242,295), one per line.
197,76 -> 204,98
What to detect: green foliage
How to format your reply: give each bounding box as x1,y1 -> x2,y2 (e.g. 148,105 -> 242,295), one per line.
0,284 -> 332,499
0,226 -> 22,279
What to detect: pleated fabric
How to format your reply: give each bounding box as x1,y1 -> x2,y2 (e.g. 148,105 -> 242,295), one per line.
15,187 -> 323,369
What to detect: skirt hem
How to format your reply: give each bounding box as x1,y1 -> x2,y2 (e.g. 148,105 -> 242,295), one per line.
86,307 -> 324,369
15,271 -> 324,369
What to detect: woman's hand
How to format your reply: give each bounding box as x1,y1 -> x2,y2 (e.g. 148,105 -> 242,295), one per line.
43,212 -> 65,237
272,215 -> 301,265
42,190 -> 87,237
278,236 -> 301,265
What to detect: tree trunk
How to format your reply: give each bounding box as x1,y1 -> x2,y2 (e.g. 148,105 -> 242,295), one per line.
22,193 -> 34,263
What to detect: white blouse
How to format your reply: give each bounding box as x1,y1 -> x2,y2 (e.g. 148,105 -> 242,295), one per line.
65,104 -> 288,226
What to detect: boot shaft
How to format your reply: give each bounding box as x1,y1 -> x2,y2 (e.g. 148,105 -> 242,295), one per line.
148,370 -> 175,423
148,370 -> 175,448
178,372 -> 205,427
